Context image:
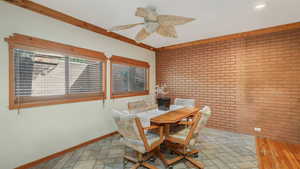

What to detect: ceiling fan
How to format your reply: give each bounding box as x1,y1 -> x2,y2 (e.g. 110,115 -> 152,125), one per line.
109,7 -> 195,42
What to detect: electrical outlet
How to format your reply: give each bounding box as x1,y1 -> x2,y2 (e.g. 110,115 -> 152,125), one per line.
254,128 -> 262,132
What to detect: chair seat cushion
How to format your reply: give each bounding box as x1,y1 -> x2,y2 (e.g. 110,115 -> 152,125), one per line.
122,132 -> 161,153
169,127 -> 190,140
168,128 -> 197,147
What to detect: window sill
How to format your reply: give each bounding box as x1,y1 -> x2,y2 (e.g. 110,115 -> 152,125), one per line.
9,95 -> 105,110
111,91 -> 149,99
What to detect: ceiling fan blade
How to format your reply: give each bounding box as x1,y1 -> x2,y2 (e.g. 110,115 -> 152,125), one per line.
158,15 -> 195,25
135,8 -> 148,17
109,23 -> 143,32
156,25 -> 178,38
135,7 -> 158,21
135,28 -> 151,42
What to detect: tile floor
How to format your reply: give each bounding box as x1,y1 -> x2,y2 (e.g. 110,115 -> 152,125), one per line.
30,128 -> 258,169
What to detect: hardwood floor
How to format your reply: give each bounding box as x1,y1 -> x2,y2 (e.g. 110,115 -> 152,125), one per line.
256,137 -> 300,169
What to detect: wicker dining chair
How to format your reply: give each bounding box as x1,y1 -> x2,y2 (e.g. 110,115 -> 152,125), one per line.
112,109 -> 164,169
164,106 -> 212,169
174,98 -> 196,123
174,98 -> 195,108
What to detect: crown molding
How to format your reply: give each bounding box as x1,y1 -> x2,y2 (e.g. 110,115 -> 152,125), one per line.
157,22 -> 300,51
3,0 -> 156,51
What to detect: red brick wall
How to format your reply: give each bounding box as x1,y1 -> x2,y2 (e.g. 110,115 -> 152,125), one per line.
156,28 -> 300,144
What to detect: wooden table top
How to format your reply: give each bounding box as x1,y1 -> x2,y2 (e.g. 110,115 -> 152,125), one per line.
151,107 -> 200,124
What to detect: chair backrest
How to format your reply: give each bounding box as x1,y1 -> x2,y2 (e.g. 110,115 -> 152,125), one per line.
187,106 -> 212,146
112,109 -> 142,141
184,112 -> 201,145
195,106 -> 212,134
174,98 -> 195,108
128,100 -> 158,114
194,106 -> 212,143
128,100 -> 147,111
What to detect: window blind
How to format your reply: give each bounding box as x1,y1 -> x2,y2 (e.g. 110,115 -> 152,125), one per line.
13,48 -> 104,105
68,56 -> 103,95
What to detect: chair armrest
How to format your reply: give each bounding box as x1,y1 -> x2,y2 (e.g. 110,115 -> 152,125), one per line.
148,125 -> 164,139
148,125 -> 164,151
143,125 -> 160,130
178,113 -> 198,125
178,121 -> 194,125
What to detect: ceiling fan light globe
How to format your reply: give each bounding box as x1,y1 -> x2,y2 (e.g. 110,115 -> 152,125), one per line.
145,22 -> 159,33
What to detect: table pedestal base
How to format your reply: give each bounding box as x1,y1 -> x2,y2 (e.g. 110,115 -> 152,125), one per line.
157,143 -> 204,169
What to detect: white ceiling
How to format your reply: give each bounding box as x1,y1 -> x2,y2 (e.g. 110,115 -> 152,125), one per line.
33,0 -> 300,48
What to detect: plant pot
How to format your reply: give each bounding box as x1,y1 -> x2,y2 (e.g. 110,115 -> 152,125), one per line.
156,97 -> 171,111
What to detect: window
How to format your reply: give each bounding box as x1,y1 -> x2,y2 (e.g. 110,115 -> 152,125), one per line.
110,56 -> 149,98
6,34 -> 107,109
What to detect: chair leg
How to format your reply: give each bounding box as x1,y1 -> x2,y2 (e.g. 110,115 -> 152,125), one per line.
187,149 -> 200,155
143,152 -> 153,162
128,161 -> 159,169
142,162 -> 159,169
165,144 -> 204,169
137,152 -> 143,162
185,156 -> 204,169
156,147 -> 183,169
124,155 -> 138,163
123,153 -> 142,169
131,163 -> 141,169
155,149 -> 170,168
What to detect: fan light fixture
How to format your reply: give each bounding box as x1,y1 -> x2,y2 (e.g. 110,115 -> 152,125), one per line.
109,7 -> 195,42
